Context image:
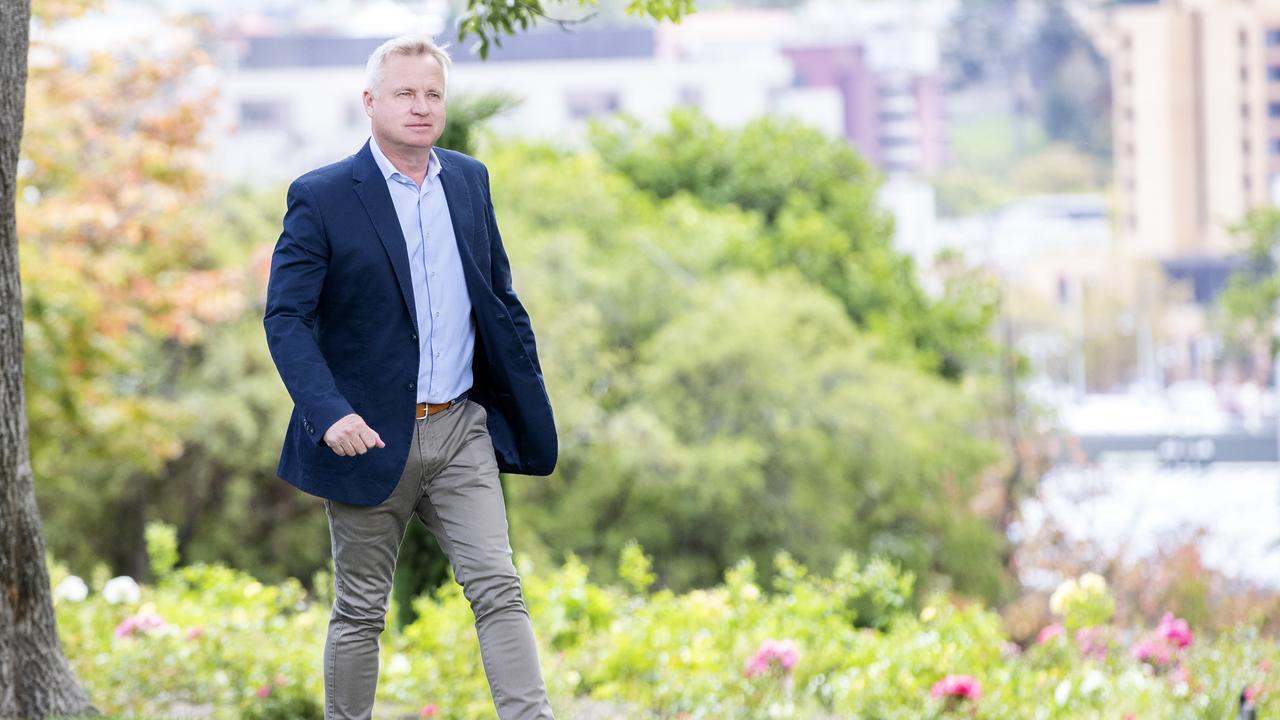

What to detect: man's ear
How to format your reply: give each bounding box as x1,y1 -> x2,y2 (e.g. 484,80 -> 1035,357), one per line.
362,89 -> 375,118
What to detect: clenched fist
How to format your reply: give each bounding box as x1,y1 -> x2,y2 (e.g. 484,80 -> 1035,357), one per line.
323,414 -> 386,456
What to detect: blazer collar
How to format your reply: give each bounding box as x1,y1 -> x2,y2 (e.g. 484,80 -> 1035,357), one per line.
352,139 -> 455,184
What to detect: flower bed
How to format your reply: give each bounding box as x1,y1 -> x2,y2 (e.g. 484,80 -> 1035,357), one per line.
51,541 -> 1278,719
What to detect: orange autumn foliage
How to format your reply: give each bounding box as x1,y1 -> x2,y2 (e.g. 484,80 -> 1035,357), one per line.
18,15 -> 248,474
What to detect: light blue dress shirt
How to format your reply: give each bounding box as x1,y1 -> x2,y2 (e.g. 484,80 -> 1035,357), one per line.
368,137 -> 475,404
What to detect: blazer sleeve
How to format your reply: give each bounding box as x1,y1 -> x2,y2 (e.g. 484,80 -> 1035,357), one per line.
481,164 -> 543,376
263,179 -> 355,444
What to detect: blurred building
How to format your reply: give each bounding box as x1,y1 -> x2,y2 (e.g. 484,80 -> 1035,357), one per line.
785,0 -> 951,175
208,3 -> 954,185
1088,0 -> 1280,385
1100,0 -> 1280,259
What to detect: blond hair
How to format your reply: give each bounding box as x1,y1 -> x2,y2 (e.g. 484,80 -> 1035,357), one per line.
364,34 -> 452,96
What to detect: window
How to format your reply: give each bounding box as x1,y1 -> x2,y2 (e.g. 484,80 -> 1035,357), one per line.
1270,138 -> 1280,156
1269,102 -> 1280,118
566,91 -> 620,120
238,100 -> 289,131
1268,65 -> 1280,82
678,86 -> 702,108
1266,29 -> 1280,46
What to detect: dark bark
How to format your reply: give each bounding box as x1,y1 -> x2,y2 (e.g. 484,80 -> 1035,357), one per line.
0,2 -> 99,717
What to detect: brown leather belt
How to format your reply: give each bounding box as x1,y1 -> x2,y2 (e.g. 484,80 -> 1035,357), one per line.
416,400 -> 454,419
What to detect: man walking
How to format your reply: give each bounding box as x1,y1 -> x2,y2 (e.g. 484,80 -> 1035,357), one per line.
263,34 -> 558,720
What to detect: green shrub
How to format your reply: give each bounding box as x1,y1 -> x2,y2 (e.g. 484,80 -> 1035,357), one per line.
48,548 -> 1280,719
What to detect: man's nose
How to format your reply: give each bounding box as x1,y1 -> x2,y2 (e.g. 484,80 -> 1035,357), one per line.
411,97 -> 430,115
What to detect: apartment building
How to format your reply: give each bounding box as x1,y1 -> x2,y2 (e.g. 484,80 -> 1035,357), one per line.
1104,0 -> 1280,259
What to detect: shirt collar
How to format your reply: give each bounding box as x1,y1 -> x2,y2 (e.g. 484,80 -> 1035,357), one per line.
368,135 -> 442,185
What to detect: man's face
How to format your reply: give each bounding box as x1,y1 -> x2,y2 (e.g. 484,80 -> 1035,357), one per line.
363,53 -> 447,153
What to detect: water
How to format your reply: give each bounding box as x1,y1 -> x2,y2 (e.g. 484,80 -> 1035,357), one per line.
1019,462 -> 1280,588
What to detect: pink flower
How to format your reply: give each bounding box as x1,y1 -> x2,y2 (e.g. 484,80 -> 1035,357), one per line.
184,626 -> 205,640
1244,686 -> 1261,703
1075,626 -> 1108,661
273,674 -> 287,687
1037,622 -> 1065,645
419,704 -> 438,717
113,609 -> 166,638
1157,613 -> 1193,648
255,685 -> 272,698
931,674 -> 982,701
1130,638 -> 1172,667
744,639 -> 800,679
1169,663 -> 1190,686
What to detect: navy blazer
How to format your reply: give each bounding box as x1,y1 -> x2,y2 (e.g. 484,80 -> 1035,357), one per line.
263,142 -> 557,506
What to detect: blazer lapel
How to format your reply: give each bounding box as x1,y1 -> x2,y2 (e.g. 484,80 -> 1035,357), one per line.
352,142 -> 418,333
437,152 -> 487,282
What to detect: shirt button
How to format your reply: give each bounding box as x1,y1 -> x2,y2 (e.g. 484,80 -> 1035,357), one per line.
435,351 -> 442,358
434,311 -> 440,318
406,381 -> 416,391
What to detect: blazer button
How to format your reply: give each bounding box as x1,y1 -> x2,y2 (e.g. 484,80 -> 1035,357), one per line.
411,332 -> 418,341
406,381 -> 416,391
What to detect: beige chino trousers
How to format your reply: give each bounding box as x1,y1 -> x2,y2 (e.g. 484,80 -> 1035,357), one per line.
322,399 -> 553,720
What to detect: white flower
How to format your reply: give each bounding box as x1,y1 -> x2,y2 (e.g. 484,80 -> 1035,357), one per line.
53,575 -> 88,603
387,653 -> 411,675
102,576 -> 140,605
1081,670 -> 1106,695
1049,578 -> 1078,616
1079,572 -> 1107,593
1054,678 -> 1072,706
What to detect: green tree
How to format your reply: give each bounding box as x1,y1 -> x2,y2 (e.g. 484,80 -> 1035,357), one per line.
1217,208 -> 1280,380
591,109 -> 999,379
1,0 -> 98,714
458,0 -> 694,58
479,141 -> 1008,599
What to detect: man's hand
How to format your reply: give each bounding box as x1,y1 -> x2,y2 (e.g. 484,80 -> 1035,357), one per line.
323,414 -> 386,456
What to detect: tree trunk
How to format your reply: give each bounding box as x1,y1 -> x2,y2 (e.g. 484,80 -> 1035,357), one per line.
0,1 -> 99,717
